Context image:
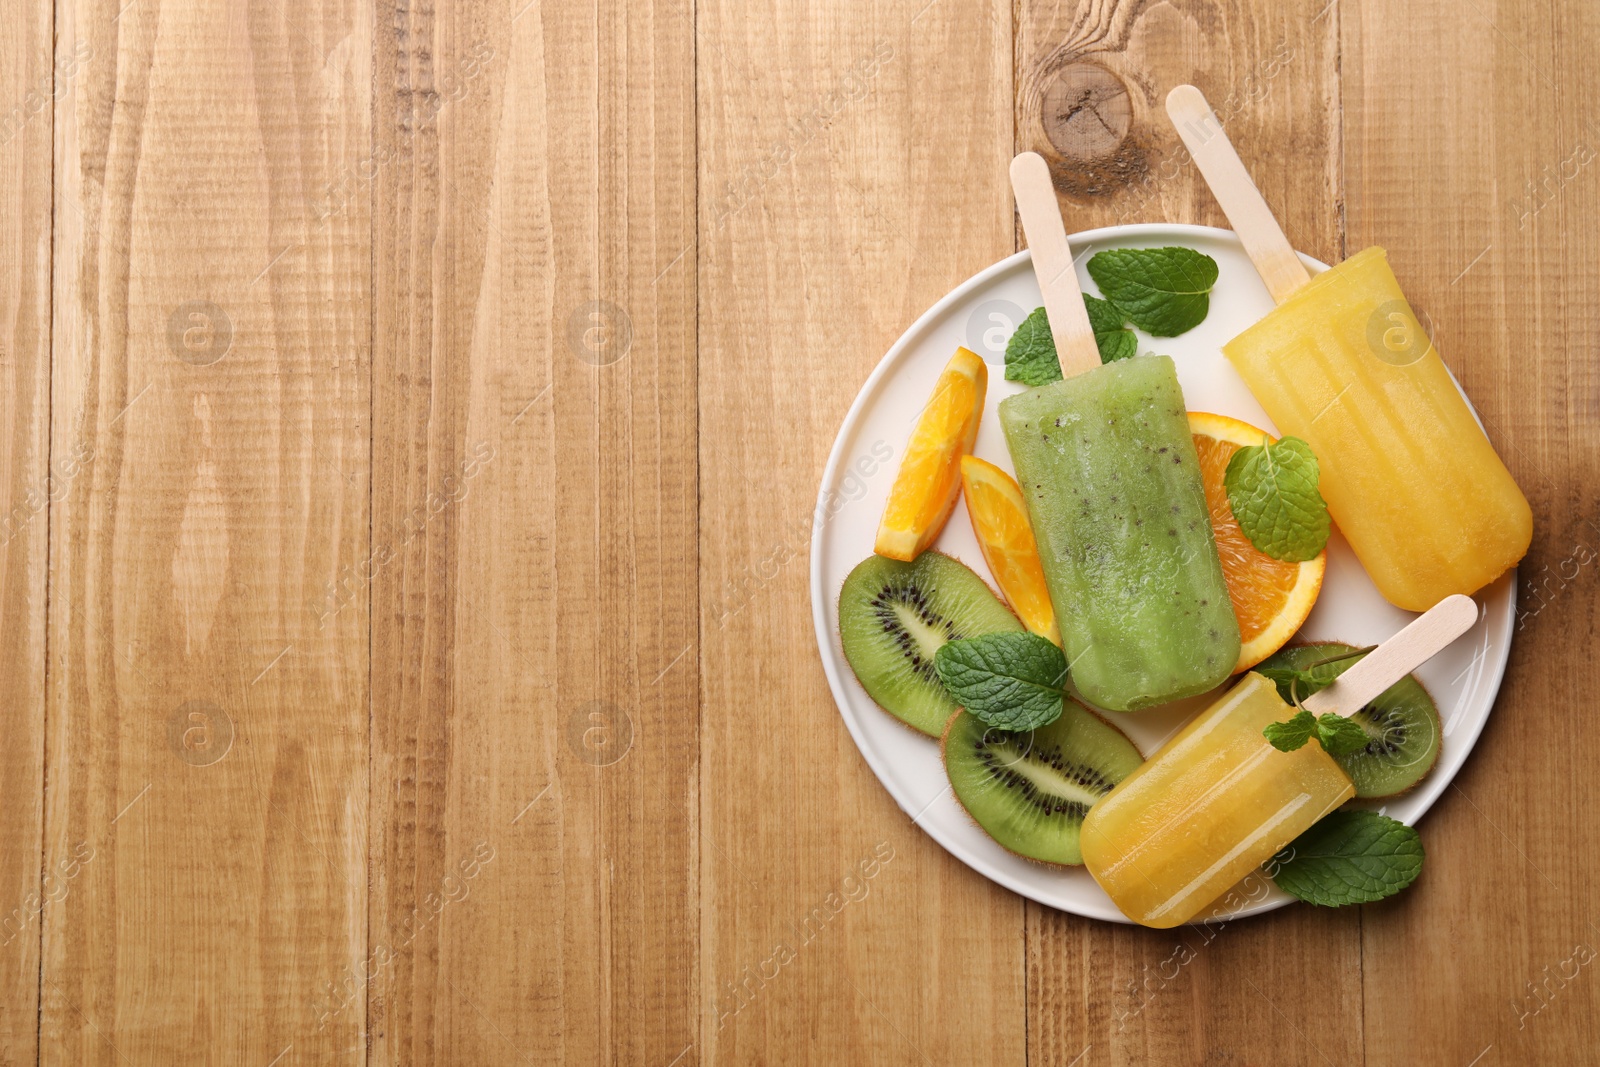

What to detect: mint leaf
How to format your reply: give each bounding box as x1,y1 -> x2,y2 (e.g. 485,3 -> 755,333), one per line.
1005,297 -> 1137,383
1086,247 -> 1219,336
1256,666 -> 1320,705
1268,811 -> 1424,906
1004,307 -> 1061,386
1084,294 -> 1137,363
934,631 -> 1067,731
1223,436 -> 1331,562
1263,708 -> 1316,752
1316,714 -> 1372,757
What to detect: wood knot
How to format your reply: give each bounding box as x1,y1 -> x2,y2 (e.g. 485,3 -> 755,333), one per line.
1040,62 -> 1132,164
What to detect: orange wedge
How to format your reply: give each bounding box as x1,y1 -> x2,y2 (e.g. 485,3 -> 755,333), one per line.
875,347 -> 987,560
959,456 -> 1060,645
1189,411 -> 1326,672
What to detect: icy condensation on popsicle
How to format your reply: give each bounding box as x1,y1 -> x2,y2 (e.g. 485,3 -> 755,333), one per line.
1224,247 -> 1531,611
1079,672 -> 1354,928
999,355 -> 1240,713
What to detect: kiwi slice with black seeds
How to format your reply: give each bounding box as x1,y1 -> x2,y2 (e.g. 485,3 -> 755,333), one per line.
941,702 -> 1143,866
1257,641 -> 1442,799
838,551 -> 1023,736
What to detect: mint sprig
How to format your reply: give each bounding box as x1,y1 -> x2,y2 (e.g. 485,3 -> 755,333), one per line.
1085,247 -> 1219,336
1268,810 -> 1424,906
1262,708 -> 1371,757
934,631 -> 1066,731
1223,436 -> 1331,562
1260,646 -> 1376,756
1004,246 -> 1220,381
1257,644 -> 1375,706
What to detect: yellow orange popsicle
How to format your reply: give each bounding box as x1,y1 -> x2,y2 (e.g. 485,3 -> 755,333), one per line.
1223,248 -> 1531,611
1081,594 -> 1476,928
1165,85 -> 1531,612
1079,672 -> 1353,928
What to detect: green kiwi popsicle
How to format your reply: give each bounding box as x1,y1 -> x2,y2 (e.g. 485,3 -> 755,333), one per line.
1003,153 -> 1238,712
1000,356 -> 1237,710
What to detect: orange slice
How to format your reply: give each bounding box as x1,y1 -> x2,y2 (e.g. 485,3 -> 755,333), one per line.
875,347 -> 987,561
959,455 -> 1060,645
1189,412 -> 1326,672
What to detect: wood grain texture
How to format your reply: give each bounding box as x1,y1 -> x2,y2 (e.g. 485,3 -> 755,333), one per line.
367,0 -> 697,1064
3,0 -> 1595,1062
0,0 -> 51,1060
696,1 -> 1025,1064
43,0 -> 371,1061
1015,2 -> 1362,1065
1345,0 -> 1600,1064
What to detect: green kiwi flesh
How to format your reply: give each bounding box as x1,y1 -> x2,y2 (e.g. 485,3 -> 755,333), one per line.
1257,641 -> 1442,799
941,702 -> 1144,866
838,551 -> 1024,736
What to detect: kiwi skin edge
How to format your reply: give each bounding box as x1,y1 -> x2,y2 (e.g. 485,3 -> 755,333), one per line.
938,704 -> 1142,869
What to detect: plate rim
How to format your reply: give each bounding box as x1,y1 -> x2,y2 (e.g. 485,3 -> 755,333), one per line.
808,221 -> 1516,923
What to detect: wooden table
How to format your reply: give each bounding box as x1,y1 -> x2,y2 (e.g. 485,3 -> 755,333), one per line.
1,0 -> 1594,1062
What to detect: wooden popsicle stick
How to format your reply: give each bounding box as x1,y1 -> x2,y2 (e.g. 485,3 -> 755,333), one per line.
1164,85 -> 1312,305
1301,594 -> 1480,718
1009,152 -> 1103,378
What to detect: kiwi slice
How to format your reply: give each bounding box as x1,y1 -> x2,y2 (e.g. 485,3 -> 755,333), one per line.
1257,641 -> 1442,799
941,702 -> 1143,866
838,551 -> 1023,736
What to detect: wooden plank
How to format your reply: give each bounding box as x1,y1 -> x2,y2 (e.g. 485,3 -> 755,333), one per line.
0,0 -> 52,1058
697,1 -> 1024,1063
366,0 -> 698,1062
1345,0 -> 1600,1062
1014,3 -> 1362,1064
42,0 -> 371,1060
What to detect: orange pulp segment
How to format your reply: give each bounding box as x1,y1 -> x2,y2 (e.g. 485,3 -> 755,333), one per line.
1188,411 -> 1326,672
875,347 -> 987,561
959,455 -> 1060,645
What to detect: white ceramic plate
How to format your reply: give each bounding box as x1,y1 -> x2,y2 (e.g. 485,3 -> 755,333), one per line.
809,223 -> 1515,924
